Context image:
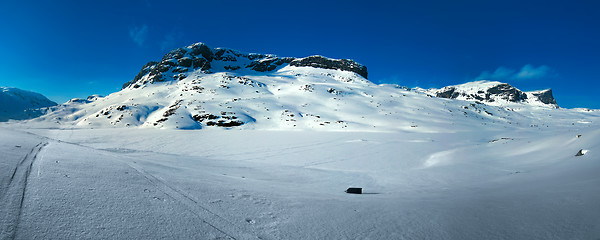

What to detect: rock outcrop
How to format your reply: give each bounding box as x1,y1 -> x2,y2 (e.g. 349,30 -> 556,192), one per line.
530,89 -> 557,105
290,56 -> 367,79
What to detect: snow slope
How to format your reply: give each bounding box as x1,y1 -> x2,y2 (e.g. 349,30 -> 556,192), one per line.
0,87 -> 57,122
27,71 -> 600,133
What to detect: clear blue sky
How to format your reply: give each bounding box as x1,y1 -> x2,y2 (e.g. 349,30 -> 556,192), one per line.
1,0 -> 598,108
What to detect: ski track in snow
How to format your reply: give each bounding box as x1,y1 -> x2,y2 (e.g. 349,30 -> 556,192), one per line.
122,158 -> 256,240
0,141 -> 47,239
31,135 -> 260,240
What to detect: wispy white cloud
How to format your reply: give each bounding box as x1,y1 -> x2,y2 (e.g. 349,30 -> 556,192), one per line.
476,67 -> 516,81
129,25 -> 149,46
475,64 -> 552,81
160,30 -> 183,52
514,64 -> 552,80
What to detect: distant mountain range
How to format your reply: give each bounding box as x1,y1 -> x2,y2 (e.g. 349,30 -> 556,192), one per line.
5,42 -> 597,130
0,87 -> 56,122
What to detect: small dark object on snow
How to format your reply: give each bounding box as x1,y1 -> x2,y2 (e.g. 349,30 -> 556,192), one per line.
346,188 -> 362,194
575,149 -> 585,156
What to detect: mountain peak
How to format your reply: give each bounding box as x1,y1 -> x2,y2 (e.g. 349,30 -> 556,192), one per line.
123,42 -> 368,89
0,87 -> 57,122
425,80 -> 559,108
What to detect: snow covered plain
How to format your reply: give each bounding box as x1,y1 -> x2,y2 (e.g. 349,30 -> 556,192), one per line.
1,121 -> 599,239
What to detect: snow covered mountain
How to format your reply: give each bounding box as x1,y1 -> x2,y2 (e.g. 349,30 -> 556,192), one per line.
29,43 -> 598,131
421,80 -> 558,108
0,87 -> 57,122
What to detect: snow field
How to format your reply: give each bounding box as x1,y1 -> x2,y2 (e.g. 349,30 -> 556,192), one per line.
0,124 -> 596,239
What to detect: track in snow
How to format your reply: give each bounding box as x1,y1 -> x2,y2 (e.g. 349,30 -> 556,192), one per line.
22,134 -> 260,240
0,141 -> 47,239
123,161 -> 259,240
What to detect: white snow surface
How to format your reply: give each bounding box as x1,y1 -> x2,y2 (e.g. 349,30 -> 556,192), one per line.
2,115 -> 600,239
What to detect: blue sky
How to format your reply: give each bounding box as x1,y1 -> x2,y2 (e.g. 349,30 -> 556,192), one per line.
0,0 -> 598,108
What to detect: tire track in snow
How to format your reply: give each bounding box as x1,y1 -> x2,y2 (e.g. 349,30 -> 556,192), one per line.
0,141 -> 48,240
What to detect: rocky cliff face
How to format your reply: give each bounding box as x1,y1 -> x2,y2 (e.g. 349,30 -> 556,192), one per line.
530,89 -> 557,105
122,43 -> 367,89
289,56 -> 367,79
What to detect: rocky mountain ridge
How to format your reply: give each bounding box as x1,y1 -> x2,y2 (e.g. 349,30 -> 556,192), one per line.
122,43 -> 368,89
422,80 -> 559,108
24,43 -> 595,131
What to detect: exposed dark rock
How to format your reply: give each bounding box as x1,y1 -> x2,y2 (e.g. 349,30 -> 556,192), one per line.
436,87 -> 460,99
163,48 -> 187,60
214,49 -> 242,61
215,120 -> 244,127
246,57 -> 294,72
192,113 -> 219,122
204,120 -> 243,127
486,83 -> 527,102
290,55 -> 368,79
192,58 -> 211,71
189,43 -> 213,61
178,57 -> 193,68
300,84 -> 314,92
531,89 -> 557,105
122,61 -> 159,89
156,61 -> 176,73
224,65 -> 241,71
163,108 -> 177,117
247,53 -> 267,60
172,67 -> 188,73
327,88 -> 342,95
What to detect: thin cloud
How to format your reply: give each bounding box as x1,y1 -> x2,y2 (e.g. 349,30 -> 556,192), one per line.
476,67 -> 516,81
129,25 -> 149,46
514,64 -> 551,80
475,64 -> 552,81
160,30 -> 183,52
